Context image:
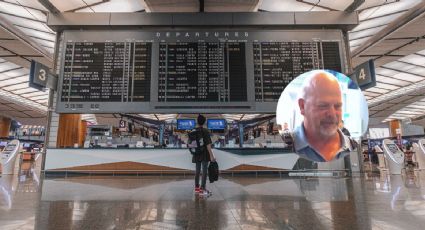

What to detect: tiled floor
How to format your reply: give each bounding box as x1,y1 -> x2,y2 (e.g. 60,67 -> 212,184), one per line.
1,164 -> 425,229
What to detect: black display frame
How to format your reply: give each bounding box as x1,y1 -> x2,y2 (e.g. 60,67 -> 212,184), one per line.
56,30 -> 347,113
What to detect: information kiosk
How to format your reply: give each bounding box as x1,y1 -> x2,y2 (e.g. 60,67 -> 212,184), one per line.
1,140 -> 20,175
374,145 -> 386,169
413,140 -> 425,170
382,139 -> 404,175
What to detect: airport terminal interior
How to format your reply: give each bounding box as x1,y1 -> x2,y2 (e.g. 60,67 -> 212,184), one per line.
1,0 -> 425,229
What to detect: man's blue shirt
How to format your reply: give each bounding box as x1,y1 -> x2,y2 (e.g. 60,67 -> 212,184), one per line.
292,123 -> 353,162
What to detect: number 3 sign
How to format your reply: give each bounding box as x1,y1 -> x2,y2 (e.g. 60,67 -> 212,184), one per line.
29,60 -> 57,90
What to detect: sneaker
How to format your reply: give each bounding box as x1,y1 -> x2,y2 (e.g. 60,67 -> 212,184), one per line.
200,189 -> 212,196
194,186 -> 201,193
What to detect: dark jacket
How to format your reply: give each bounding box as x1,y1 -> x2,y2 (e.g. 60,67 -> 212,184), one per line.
191,127 -> 212,163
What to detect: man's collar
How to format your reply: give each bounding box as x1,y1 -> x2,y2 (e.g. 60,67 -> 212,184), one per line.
293,124 -> 310,151
294,123 -> 350,152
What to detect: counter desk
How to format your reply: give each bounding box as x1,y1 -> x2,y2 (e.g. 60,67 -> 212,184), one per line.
44,147 -> 301,174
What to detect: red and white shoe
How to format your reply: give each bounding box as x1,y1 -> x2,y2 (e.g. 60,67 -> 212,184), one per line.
200,189 -> 212,196
194,186 -> 201,193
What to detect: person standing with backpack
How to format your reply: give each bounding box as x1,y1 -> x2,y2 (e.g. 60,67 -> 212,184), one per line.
191,114 -> 216,196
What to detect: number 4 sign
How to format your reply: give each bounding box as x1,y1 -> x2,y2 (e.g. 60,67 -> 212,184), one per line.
358,68 -> 366,80
350,59 -> 376,90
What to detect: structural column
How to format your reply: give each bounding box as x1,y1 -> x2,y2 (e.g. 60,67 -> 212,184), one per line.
0,116 -> 11,138
238,123 -> 244,147
389,120 -> 401,137
57,114 -> 86,148
159,123 -> 164,146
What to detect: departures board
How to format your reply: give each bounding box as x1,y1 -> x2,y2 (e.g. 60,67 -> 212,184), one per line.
57,30 -> 346,113
62,42 -> 151,102
254,41 -> 341,101
158,42 -> 246,102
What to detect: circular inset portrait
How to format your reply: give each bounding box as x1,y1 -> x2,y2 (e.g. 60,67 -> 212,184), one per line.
276,70 -> 368,162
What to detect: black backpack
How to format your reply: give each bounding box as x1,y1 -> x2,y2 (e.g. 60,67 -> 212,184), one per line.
188,128 -> 205,155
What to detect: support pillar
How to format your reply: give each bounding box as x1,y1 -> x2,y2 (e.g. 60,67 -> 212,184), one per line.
159,123 -> 164,146
239,123 -> 244,148
57,114 -> 86,148
0,116 -> 11,138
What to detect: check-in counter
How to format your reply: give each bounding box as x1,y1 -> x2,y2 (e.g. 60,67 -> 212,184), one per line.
44,148 -> 300,174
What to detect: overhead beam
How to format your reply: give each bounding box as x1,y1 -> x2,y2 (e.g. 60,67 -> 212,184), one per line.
352,1 -> 425,57
0,11 -> 46,23
375,72 -> 414,83
358,0 -> 399,13
240,115 -> 275,125
375,80 -> 407,88
0,0 -> 48,14
253,0 -> 262,12
350,23 -> 388,33
199,0 -> 204,12
14,24 -> 56,35
0,54 -> 18,58
38,0 -> 60,14
380,66 -> 425,78
345,0 -> 365,13
47,12 -> 358,31
65,0 -> 110,13
0,16 -> 53,62
1,80 -> 29,88
397,60 -> 425,68
0,45 -> 30,62
296,0 -> 338,11
0,88 -> 48,112
239,114 -> 245,121
121,114 -> 163,126
0,74 -> 27,81
369,85 -> 425,108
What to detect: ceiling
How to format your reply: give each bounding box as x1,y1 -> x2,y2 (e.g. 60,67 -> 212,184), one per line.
0,0 -> 425,126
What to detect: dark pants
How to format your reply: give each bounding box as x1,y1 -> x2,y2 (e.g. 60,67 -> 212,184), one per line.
195,161 -> 208,189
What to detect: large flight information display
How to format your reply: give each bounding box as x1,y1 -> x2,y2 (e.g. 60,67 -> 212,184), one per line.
61,42 -> 151,104
253,41 -> 341,101
57,30 -> 345,113
158,42 -> 246,102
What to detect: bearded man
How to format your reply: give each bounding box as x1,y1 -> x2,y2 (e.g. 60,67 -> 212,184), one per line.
291,71 -> 354,162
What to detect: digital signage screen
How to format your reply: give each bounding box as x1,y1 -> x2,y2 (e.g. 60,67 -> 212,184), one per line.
177,119 -> 196,130
207,119 -> 226,130
387,144 -> 399,154
4,144 -> 16,151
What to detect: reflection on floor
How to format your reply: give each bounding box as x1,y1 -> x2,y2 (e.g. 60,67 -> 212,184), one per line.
2,164 -> 425,229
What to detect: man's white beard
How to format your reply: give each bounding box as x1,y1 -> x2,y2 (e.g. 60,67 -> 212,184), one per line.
319,124 -> 338,137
